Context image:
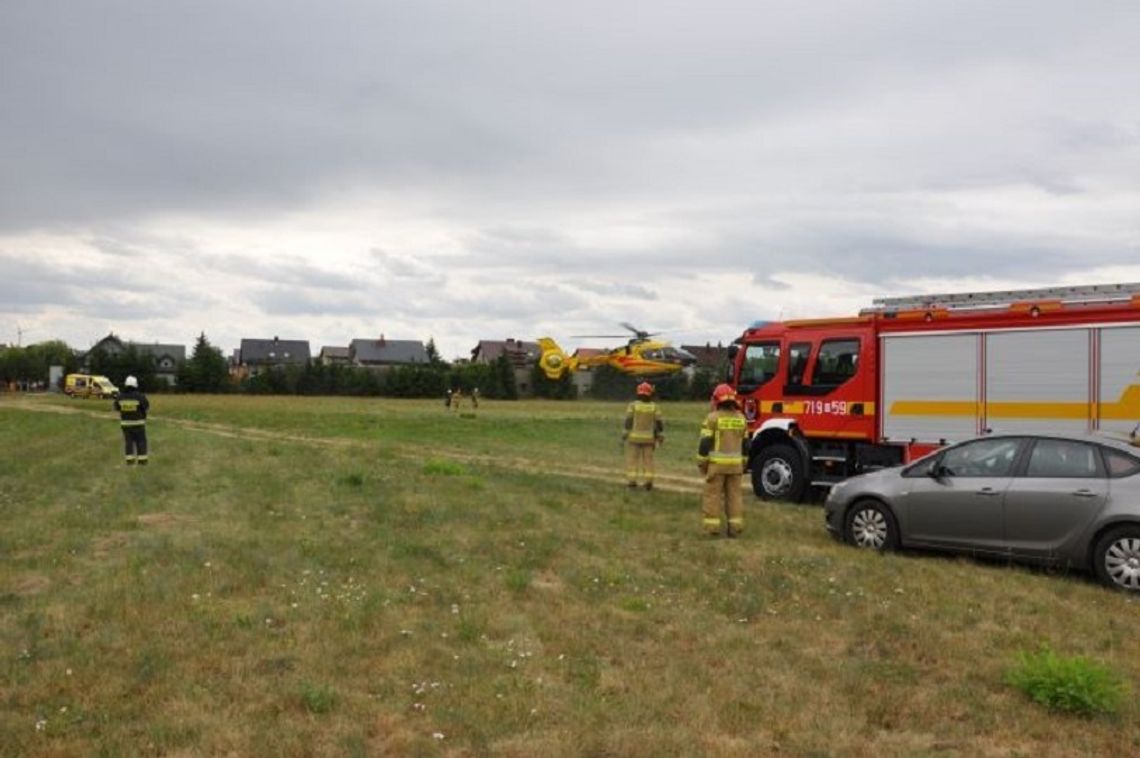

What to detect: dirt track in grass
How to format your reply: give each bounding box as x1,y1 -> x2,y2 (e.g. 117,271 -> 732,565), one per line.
2,396 -> 711,494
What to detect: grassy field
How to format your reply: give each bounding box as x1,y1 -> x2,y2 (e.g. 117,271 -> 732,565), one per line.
2,393 -> 1138,756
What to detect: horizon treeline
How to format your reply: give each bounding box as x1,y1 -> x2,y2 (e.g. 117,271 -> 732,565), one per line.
1,334 -> 725,401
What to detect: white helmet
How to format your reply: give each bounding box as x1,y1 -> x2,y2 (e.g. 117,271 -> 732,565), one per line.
124,375 -> 138,389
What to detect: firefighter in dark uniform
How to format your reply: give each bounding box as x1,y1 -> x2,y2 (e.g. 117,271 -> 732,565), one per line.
623,382 -> 663,490
697,384 -> 749,536
114,375 -> 150,465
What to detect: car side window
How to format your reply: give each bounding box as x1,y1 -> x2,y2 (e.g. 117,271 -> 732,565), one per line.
939,438 -> 1023,478
1102,448 -> 1140,478
902,455 -> 939,478
1025,439 -> 1103,478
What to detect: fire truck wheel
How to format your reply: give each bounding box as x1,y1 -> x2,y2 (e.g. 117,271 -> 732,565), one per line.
844,500 -> 899,551
751,444 -> 807,502
1092,526 -> 1140,593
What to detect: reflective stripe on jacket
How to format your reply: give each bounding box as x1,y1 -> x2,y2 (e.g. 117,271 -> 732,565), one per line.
697,409 -> 746,473
624,400 -> 662,444
114,390 -> 149,427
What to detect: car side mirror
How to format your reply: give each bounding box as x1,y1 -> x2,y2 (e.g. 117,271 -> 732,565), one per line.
928,463 -> 947,479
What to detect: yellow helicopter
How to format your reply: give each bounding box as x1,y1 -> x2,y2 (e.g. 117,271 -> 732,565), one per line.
537,323 -> 698,380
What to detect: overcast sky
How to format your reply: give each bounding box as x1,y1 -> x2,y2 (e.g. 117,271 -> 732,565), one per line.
2,1 -> 1139,359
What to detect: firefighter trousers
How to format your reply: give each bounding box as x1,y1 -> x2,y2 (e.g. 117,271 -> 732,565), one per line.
625,441 -> 655,485
702,472 -> 743,535
121,425 -> 148,465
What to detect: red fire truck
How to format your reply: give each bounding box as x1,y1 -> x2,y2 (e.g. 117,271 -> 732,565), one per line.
727,283 -> 1140,502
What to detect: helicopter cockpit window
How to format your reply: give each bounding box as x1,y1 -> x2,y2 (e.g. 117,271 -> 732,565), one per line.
738,342 -> 780,390
642,349 -> 663,361
661,347 -> 694,363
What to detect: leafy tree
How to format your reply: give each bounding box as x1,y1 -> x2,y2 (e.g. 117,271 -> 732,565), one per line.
530,364 -> 576,399
425,338 -> 446,367
494,354 -> 519,400
177,333 -> 230,393
585,364 -> 638,400
88,345 -> 157,391
384,365 -> 448,397
0,340 -> 80,388
686,366 -> 719,401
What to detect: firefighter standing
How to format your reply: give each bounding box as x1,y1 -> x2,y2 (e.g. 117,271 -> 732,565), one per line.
114,375 -> 150,465
623,382 -> 663,490
697,384 -> 749,536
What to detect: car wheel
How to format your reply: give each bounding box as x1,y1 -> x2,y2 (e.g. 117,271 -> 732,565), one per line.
1092,526 -> 1140,593
844,500 -> 899,551
751,443 -> 807,502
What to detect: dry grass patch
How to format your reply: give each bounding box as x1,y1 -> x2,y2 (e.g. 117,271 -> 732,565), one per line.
8,574 -> 51,597
2,396 -> 1139,756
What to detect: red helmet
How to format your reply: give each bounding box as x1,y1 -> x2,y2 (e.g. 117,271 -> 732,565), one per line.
711,383 -> 736,406
636,382 -> 654,397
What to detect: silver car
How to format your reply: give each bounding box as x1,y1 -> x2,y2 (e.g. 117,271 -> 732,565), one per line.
824,433 -> 1140,592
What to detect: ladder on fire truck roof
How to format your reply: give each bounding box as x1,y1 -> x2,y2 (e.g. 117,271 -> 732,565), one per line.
866,282 -> 1140,313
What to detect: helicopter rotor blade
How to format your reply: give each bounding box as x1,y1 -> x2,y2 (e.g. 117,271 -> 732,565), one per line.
619,322 -> 662,340
571,334 -> 629,339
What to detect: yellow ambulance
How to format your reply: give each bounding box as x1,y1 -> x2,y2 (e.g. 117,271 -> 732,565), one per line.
64,374 -> 119,399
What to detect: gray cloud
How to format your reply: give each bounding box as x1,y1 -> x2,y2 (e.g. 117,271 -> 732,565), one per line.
4,2 -> 1137,232
254,287 -> 381,317
369,249 -> 446,285
2,2 -> 1139,358
198,253 -> 367,292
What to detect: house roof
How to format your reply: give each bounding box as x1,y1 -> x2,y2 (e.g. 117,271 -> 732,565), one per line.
471,339 -> 540,366
87,334 -> 185,364
349,338 -> 428,364
89,334 -> 124,354
240,338 -> 311,365
134,343 -> 187,363
319,346 -> 350,360
681,344 -> 729,369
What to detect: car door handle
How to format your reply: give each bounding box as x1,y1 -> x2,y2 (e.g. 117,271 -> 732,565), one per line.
975,487 -> 1002,497
1071,489 -> 1099,498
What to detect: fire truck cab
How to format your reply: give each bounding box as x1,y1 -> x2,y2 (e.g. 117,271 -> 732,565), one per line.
729,283 -> 1140,502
